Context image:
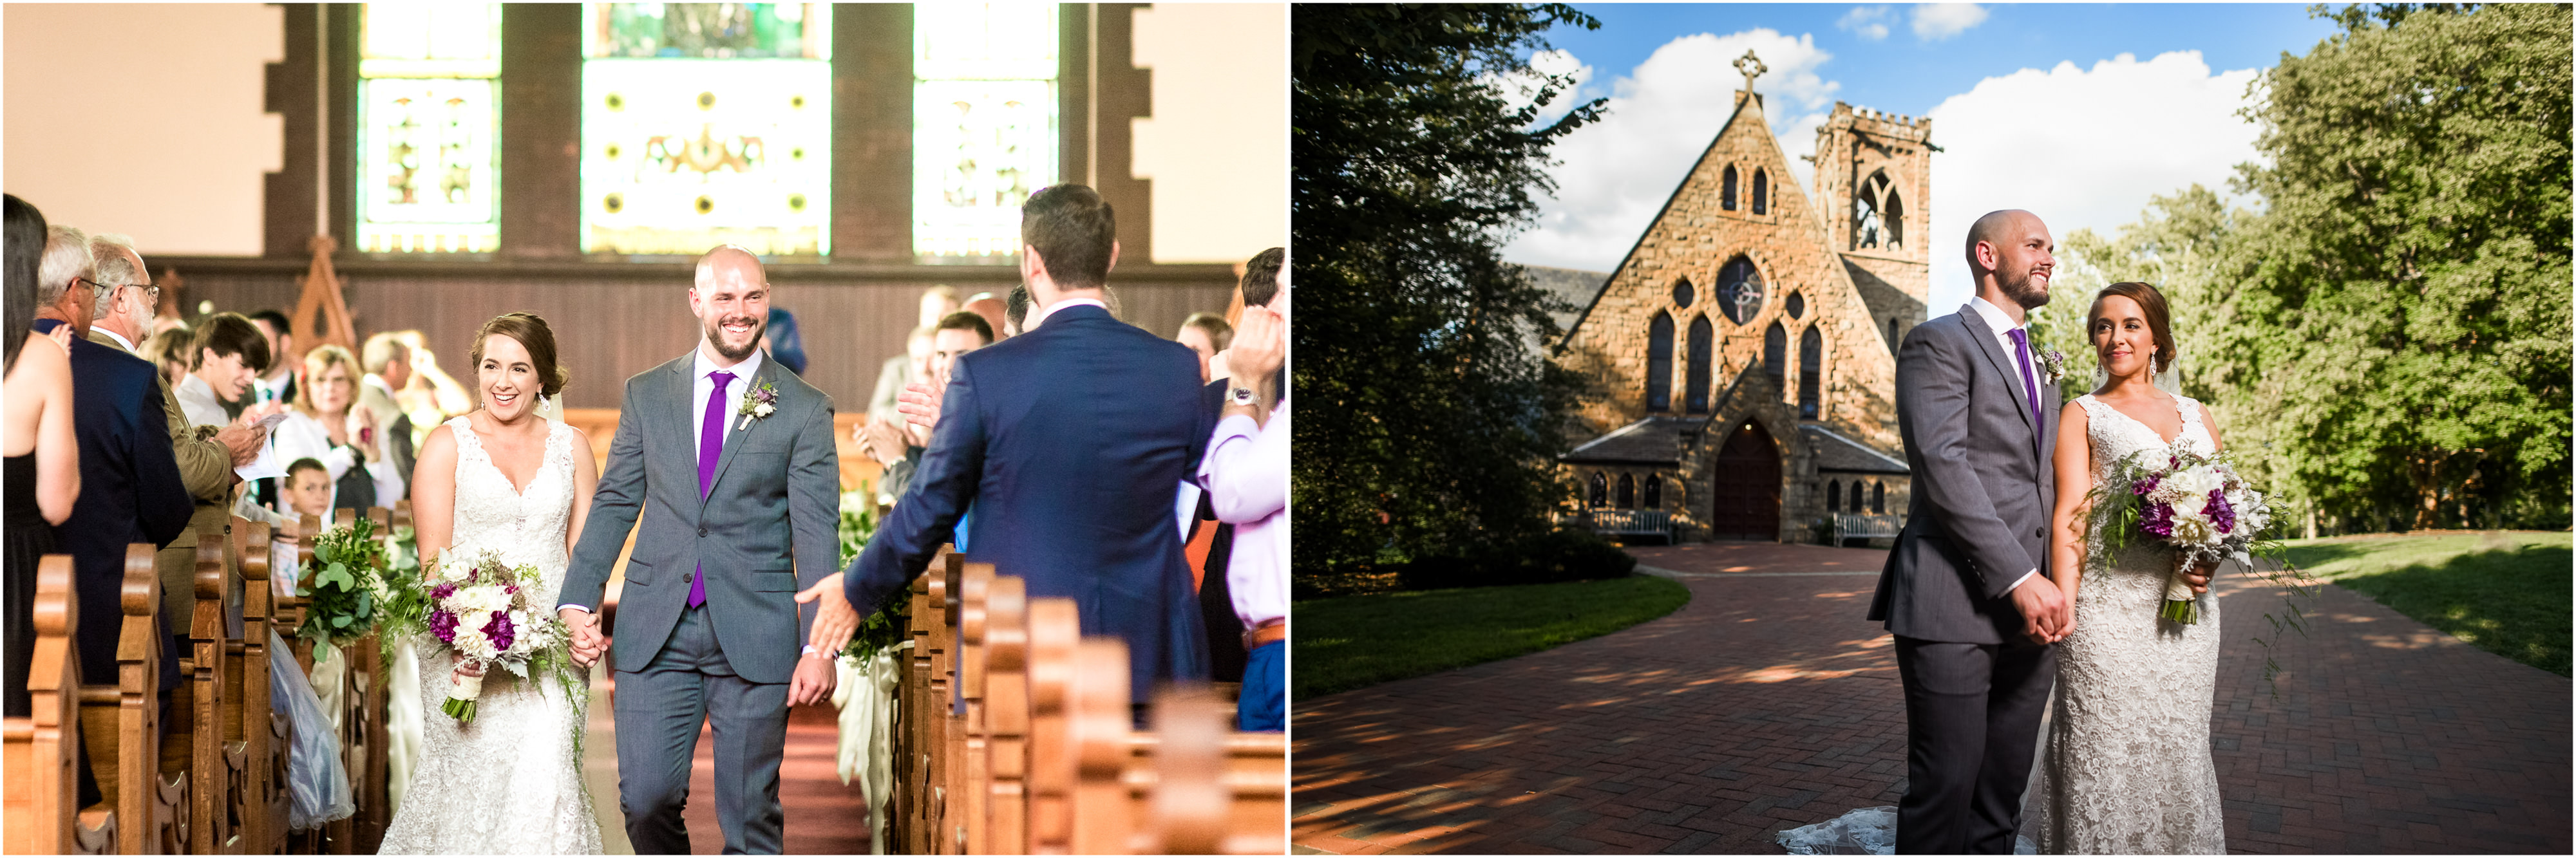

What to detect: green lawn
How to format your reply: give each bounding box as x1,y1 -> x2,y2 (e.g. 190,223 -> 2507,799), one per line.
2280,531 -> 2572,676
1292,574 -> 1691,699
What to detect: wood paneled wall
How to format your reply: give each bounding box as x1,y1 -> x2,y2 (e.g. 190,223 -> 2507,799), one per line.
162,263 -> 1235,410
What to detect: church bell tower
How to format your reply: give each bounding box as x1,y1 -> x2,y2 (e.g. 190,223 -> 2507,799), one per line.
1812,103 -> 1933,319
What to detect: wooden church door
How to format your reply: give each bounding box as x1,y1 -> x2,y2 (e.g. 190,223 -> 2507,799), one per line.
1709,421 -> 1781,540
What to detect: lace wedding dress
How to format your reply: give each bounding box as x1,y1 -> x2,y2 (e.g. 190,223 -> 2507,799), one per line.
2023,393 -> 2226,853
379,417 -> 603,854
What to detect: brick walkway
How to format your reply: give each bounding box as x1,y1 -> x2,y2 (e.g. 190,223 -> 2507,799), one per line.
1290,543 -> 2571,854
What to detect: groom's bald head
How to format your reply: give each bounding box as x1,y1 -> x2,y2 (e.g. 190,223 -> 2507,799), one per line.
696,244 -> 765,289
1965,210 -> 2038,276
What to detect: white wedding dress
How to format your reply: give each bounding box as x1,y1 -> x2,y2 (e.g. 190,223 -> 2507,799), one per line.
2023,393 -> 2226,853
379,416 -> 603,854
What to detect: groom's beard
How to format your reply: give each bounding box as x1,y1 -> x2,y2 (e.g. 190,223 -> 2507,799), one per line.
703,315 -> 765,362
2000,268 -> 2051,312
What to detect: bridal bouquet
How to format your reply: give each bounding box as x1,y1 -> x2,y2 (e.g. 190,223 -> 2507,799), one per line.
2090,448 -> 2290,624
397,550 -> 582,725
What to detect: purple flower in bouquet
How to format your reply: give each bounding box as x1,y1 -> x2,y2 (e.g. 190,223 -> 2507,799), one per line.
430,608 -> 459,643
483,610 -> 516,652
430,582 -> 457,601
2141,501 -> 2175,538
2207,489 -> 2235,535
2133,475 -> 2159,497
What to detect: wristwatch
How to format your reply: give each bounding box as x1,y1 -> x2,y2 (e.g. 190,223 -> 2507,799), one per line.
1228,386 -> 1258,406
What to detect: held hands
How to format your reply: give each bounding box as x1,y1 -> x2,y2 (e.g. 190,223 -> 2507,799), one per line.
558,607 -> 604,667
857,418 -> 908,467
2010,574 -> 2076,645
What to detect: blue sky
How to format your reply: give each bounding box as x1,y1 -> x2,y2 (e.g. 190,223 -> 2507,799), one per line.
1504,4 -> 2349,312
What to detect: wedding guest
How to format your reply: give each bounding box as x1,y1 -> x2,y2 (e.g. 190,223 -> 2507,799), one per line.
274,344 -> 404,513
148,266 -> 188,335
245,308 -> 300,415
760,306 -> 808,376
1175,312 -> 1231,384
1003,284 -> 1032,337
359,333 -> 418,498
5,194 -> 81,724
868,326 -> 935,428
859,311 -> 994,503
388,330 -> 475,422
961,292 -> 1008,342
830,184 -> 1214,715
269,457 -> 332,597
142,324 -> 192,389
84,233 -> 263,640
1208,247 -> 1283,386
1198,260 -> 1288,731
34,222 -> 193,733
175,313 -> 272,429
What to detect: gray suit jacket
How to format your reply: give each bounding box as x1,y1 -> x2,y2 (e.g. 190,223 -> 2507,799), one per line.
558,353 -> 842,684
1868,308 -> 2061,644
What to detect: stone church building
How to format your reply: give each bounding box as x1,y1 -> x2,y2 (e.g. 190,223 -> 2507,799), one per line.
1553,53 -> 1931,543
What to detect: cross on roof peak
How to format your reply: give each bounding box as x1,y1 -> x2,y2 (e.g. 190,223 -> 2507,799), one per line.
1734,50 -> 1768,93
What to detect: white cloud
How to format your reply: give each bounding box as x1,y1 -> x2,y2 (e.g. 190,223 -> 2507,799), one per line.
1923,51 -> 2263,313
1837,6 -> 1893,41
1912,3 -> 1989,41
1493,48 -> 1595,129
1503,31 -> 1841,272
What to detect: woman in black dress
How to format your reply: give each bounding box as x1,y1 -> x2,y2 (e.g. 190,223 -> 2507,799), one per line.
5,192 -> 91,806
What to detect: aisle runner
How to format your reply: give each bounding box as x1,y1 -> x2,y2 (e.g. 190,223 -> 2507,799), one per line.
582,667 -> 875,854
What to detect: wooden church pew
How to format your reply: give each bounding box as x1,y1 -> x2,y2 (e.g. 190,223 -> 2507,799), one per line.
352,507 -> 392,854
234,519 -> 292,853
2,554 -> 115,855
183,527 -> 248,853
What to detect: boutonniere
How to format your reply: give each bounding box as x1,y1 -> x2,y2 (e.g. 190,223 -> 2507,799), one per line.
735,378 -> 779,431
2036,348 -> 2068,386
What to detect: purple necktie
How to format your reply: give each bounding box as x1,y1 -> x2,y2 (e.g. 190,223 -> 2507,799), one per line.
690,371 -> 734,609
2006,328 -> 2042,449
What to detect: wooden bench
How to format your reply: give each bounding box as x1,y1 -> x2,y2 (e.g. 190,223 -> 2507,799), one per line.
883,550 -> 1288,855
3,553 -> 115,854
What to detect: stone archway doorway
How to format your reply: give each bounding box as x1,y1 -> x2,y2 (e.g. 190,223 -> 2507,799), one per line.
1710,420 -> 1781,540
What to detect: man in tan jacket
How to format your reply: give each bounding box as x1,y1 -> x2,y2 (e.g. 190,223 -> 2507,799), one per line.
83,233 -> 268,624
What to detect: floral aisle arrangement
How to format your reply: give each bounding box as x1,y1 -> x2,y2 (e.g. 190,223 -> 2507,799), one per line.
381,549 -> 582,727
298,518 -> 395,657
831,483 -> 912,850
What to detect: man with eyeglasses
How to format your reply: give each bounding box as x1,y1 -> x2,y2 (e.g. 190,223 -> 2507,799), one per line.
82,232 -> 271,631
30,224 -> 193,753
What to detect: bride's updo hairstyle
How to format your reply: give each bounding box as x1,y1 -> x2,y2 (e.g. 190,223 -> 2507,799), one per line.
2088,281 -> 2176,376
468,312 -> 569,404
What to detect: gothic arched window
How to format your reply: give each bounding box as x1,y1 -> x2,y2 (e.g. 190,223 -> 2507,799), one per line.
1718,256 -> 1765,324
1589,472 -> 1608,507
1888,317 -> 1902,353
1850,480 -> 1865,512
1616,474 -> 1636,509
1763,321 -> 1787,387
1752,168 -> 1769,215
1643,474 -> 1663,509
1854,170 -> 1902,251
1827,479 -> 1842,512
1799,326 -> 1824,418
1647,312 -> 1674,413
1721,165 -> 1739,211
1872,481 -> 1886,514
1686,315 -> 1713,414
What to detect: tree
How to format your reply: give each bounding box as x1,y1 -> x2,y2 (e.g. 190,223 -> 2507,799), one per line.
1293,5 -> 1607,579
2235,3 -> 2570,530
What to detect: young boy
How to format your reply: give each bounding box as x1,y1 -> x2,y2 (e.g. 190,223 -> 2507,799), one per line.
271,458 -> 332,596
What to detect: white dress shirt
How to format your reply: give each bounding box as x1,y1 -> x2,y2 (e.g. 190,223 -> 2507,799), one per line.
1024,297 -> 1107,331
1198,398 -> 1288,631
175,373 -> 232,428
251,369 -> 294,406
271,409 -> 406,511
691,346 -> 764,463
1964,296 -> 2041,593
93,326 -> 138,354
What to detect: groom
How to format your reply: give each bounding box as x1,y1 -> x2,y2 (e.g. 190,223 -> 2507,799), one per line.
557,245 -> 857,854
1868,209 -> 2069,853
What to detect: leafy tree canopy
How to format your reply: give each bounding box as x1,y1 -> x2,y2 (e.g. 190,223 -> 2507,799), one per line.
1293,4 -> 1606,577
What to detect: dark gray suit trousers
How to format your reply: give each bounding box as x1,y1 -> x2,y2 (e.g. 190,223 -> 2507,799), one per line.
616,604 -> 788,855
1894,635 -> 2057,854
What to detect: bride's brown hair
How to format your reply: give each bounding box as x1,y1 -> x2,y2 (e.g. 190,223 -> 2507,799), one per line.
2087,281 -> 2175,375
468,312 -> 569,402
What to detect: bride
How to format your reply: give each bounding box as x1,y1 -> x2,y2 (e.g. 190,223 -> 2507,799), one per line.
379,313 -> 604,853
2025,281 -> 2227,853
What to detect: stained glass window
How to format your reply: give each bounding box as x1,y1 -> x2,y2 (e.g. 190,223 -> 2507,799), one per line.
580,4 -> 833,256
915,4 -> 1060,257
357,3 -> 502,253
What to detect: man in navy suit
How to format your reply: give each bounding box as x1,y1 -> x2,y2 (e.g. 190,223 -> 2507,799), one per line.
819,184 -> 1213,702
31,225 -> 192,695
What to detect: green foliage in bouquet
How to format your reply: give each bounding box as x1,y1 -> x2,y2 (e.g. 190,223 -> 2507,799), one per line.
299,518 -> 390,658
